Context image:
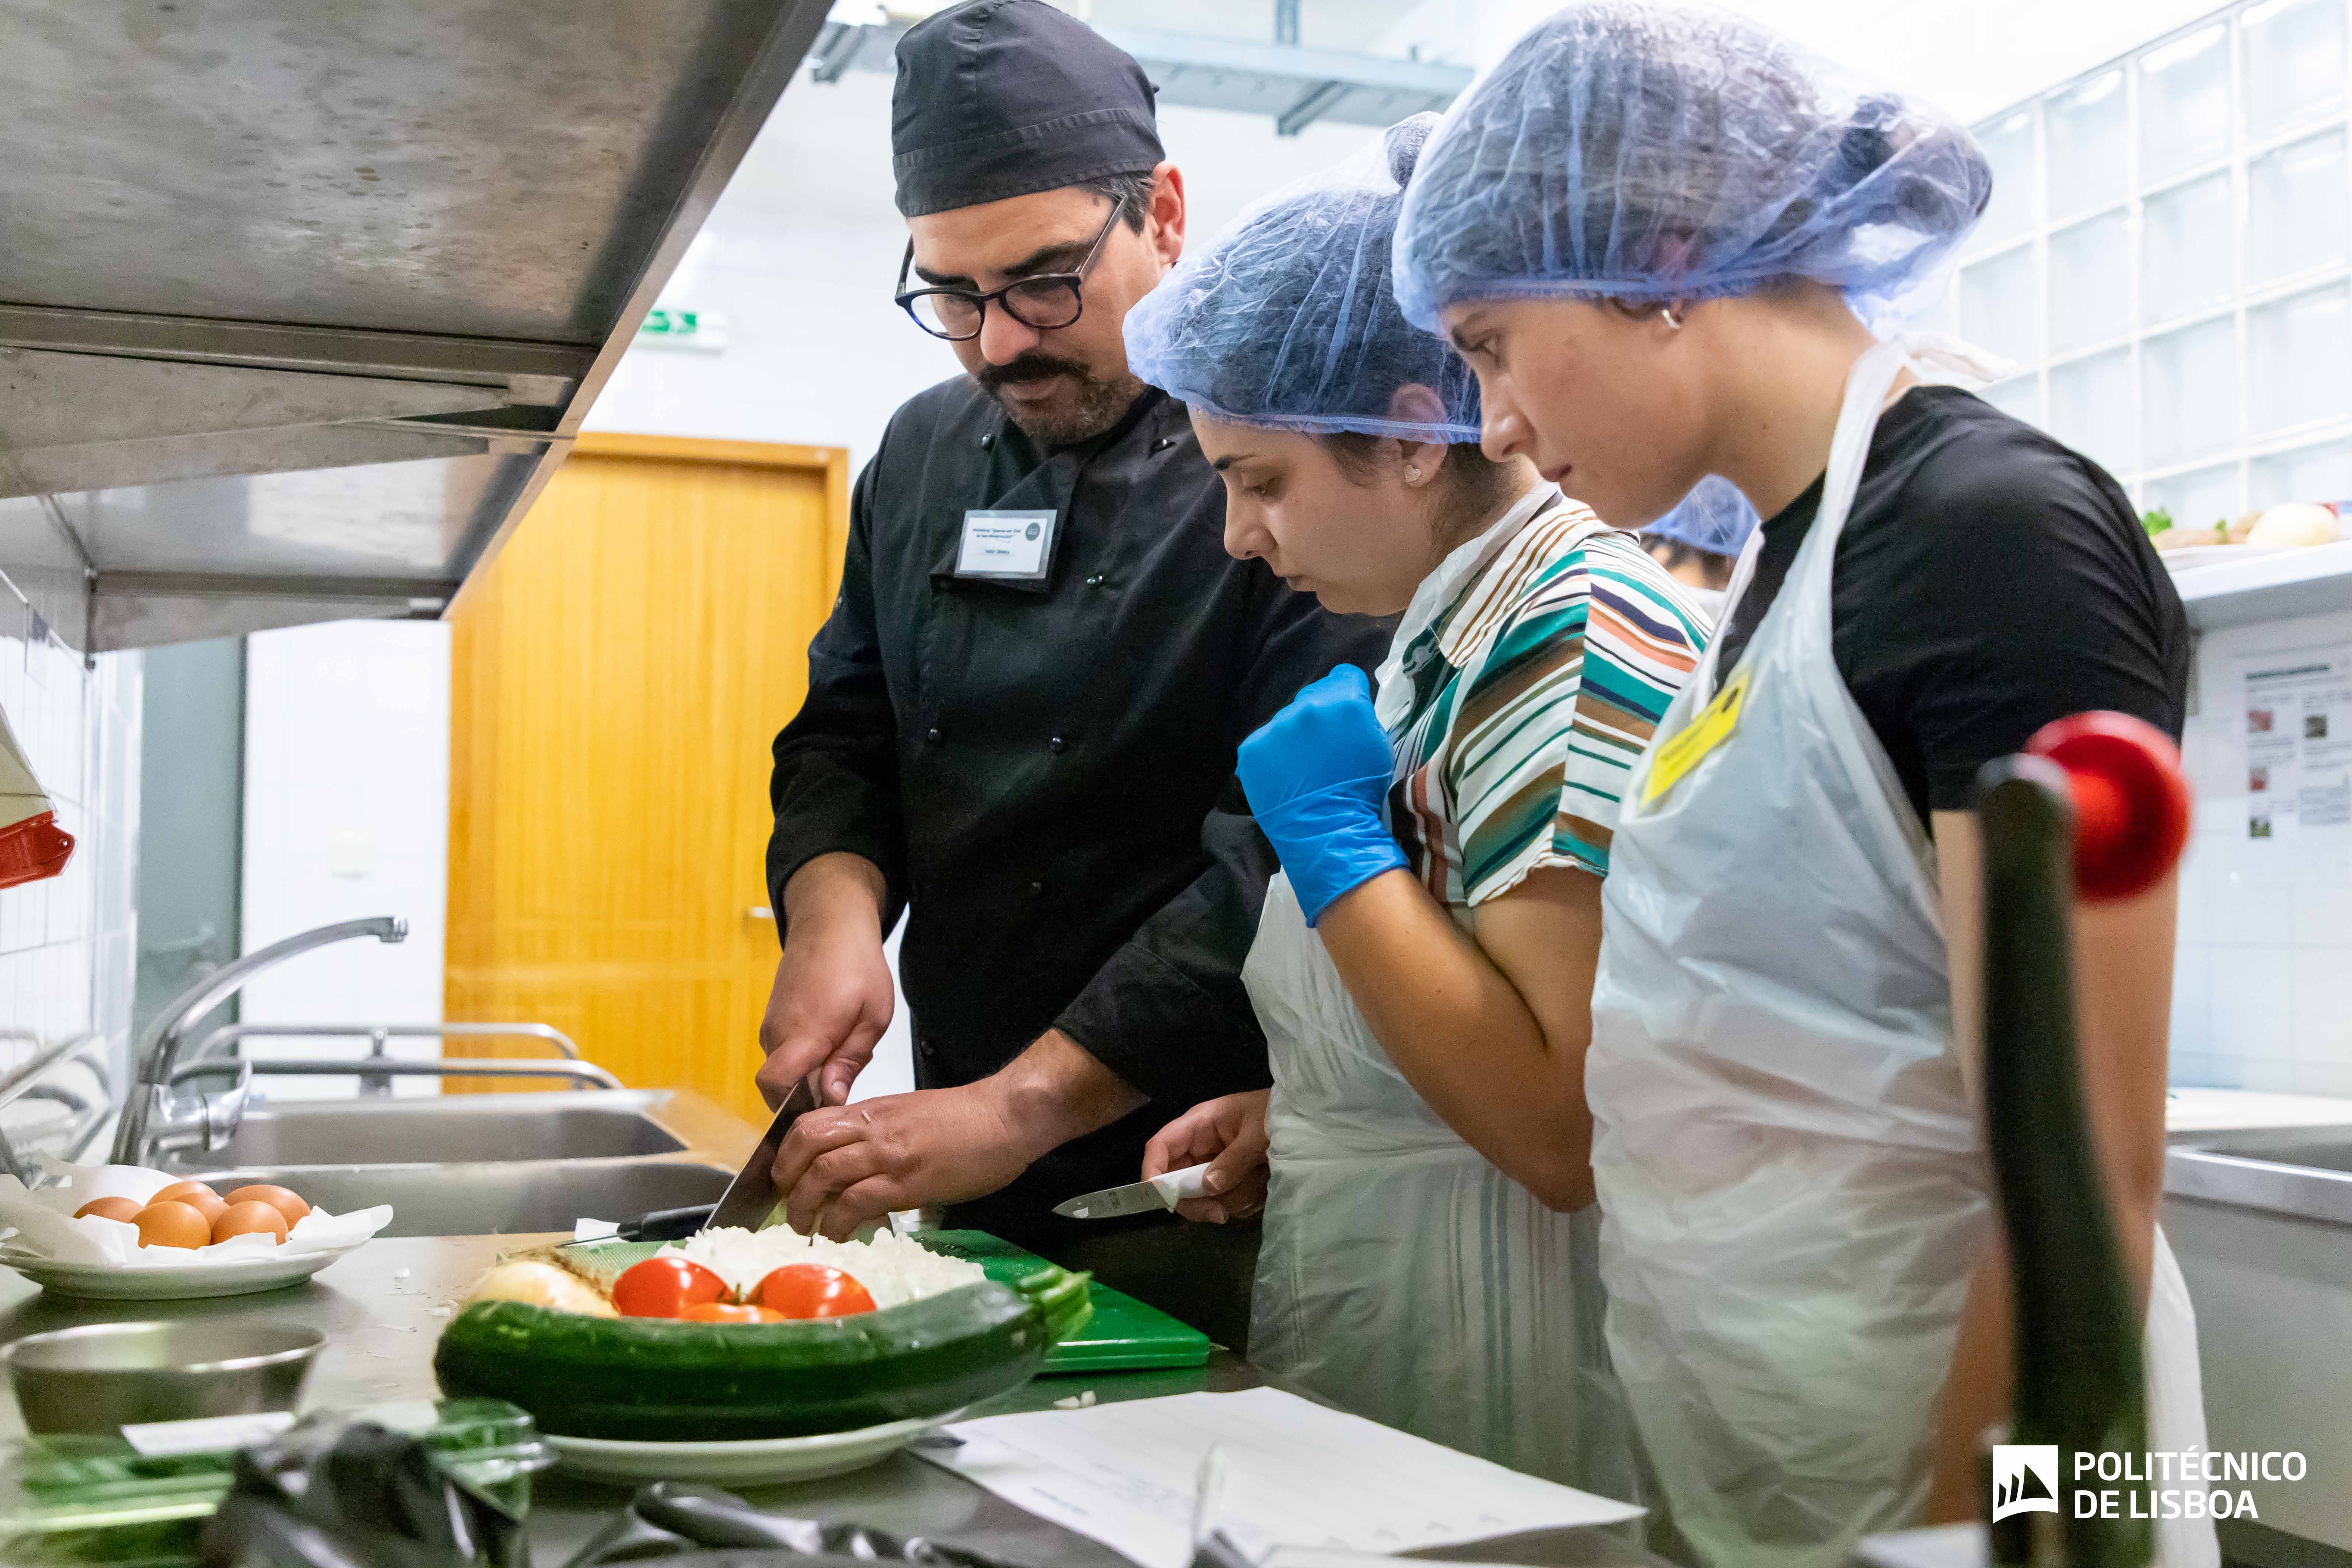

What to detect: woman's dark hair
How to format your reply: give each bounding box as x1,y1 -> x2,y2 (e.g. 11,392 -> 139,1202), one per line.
1642,534 -> 1736,590
1320,432 -> 1522,524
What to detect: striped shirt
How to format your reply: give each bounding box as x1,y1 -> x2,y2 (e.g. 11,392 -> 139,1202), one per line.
1387,496 -> 1708,907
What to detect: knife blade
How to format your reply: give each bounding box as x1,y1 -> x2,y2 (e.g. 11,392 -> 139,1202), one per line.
701,1075 -> 819,1234
1053,1161 -> 1213,1220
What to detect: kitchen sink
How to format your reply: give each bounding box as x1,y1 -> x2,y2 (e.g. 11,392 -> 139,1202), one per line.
2165,1125 -> 2352,1226
2165,1127 -> 2352,1550
158,1090 -> 689,1171
2214,1136 -> 2352,1174
146,1086 -> 761,1239
200,1157 -> 737,1237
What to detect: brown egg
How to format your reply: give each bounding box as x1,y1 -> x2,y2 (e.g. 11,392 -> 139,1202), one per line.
73,1196 -> 144,1223
224,1184 -> 311,1226
150,1181 -> 227,1223
133,1201 -> 213,1250
211,1201 -> 290,1246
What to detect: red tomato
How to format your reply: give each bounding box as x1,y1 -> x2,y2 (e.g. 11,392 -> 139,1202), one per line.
612,1256 -> 727,1318
754,1264 -> 877,1319
679,1301 -> 787,1324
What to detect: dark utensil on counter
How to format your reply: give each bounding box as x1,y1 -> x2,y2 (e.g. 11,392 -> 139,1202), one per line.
598,1204 -> 721,1243
202,1412 -> 525,1568
562,1481 -> 1029,1568
2,1320 -> 323,1436
1975,712 -> 2190,1568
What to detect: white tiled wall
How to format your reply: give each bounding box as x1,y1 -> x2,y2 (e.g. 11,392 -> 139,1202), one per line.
237,621 -> 449,1099
2172,606 -> 2352,1093
0,568 -> 141,1149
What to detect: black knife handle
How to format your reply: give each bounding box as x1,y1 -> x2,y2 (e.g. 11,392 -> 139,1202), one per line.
620,1204 -> 718,1242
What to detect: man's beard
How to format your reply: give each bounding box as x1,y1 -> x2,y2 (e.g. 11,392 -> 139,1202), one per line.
975,352 -> 1145,446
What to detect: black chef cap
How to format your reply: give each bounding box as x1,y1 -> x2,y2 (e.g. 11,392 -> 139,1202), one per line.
892,0 -> 1164,219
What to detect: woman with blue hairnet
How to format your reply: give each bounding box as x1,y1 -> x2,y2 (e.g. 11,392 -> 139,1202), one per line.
1393,7 -> 2210,1565
1122,114 -> 1706,1491
1642,476 -> 1754,621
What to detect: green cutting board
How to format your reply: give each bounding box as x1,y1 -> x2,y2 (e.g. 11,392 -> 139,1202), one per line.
915,1229 -> 1212,1373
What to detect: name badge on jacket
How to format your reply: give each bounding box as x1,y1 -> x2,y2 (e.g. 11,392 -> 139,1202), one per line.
956,509 -> 1059,583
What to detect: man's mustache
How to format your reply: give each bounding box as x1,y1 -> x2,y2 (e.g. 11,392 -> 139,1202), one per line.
977,353 -> 1088,392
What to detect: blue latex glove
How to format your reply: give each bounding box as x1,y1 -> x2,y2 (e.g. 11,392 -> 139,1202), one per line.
1236,664 -> 1408,926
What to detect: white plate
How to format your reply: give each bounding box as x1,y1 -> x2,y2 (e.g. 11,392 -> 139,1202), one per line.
0,1240 -> 371,1299
546,1408 -> 964,1485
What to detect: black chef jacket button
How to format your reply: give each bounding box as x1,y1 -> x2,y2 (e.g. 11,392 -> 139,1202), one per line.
925,726 -> 943,744
1151,436 -> 1174,453
1049,736 -> 1068,754
1085,573 -> 1105,587
980,433 -> 994,450
1026,880 -> 1045,897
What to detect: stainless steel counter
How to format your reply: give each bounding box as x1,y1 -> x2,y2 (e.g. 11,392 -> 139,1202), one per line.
0,1233 -> 1661,1567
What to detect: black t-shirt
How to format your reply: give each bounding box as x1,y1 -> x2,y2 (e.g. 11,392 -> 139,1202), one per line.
1712,385 -> 2190,826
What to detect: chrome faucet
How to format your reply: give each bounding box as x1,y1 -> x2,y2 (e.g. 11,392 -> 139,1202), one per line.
110,916 -> 407,1166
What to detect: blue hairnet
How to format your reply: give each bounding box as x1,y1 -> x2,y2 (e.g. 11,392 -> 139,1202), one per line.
1392,3 -> 1991,331
1645,476 -> 1759,555
1126,115 -> 1479,443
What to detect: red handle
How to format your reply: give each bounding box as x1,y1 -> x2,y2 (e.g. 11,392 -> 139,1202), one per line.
0,809 -> 74,891
2023,712 -> 2192,901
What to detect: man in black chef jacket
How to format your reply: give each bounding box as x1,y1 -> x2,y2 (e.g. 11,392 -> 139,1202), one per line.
755,0 -> 1385,1341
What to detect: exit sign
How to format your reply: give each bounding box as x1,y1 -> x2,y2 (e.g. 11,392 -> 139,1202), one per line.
636,307 -> 728,352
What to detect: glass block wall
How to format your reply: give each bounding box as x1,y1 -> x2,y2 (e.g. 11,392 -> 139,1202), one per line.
1946,0 -> 2352,529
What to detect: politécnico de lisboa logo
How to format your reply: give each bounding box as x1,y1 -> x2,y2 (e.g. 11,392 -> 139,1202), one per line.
1993,1445 -> 2062,1521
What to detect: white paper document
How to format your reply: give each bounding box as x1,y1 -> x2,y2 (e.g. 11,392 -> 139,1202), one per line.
2241,648 -> 2352,839
914,1388 -> 1643,1568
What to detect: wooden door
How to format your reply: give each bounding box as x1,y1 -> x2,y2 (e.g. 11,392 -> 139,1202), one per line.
445,433 -> 848,1127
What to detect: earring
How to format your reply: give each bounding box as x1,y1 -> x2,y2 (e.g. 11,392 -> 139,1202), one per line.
1405,465 -> 1423,480
1660,303 -> 1685,330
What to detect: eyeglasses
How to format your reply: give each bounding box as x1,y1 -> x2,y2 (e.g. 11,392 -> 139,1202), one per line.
894,198 -> 1127,342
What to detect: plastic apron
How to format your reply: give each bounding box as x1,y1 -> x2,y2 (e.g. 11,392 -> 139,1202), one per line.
1586,333 -> 2215,1568
1241,490 -> 1637,1499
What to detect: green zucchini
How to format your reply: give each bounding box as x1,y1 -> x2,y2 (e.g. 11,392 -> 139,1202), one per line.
1977,759 -> 2148,1567
432,1266 -> 1091,1442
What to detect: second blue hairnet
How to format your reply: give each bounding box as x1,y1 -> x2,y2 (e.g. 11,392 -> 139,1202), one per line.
1392,2 -> 1991,331
1645,476 -> 1759,555
1126,115 -> 1479,443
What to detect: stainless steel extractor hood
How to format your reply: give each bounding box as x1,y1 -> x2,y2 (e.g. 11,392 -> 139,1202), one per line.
0,0 -> 830,653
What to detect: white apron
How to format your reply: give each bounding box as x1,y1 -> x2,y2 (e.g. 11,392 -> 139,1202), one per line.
1241,487 -> 1637,1498
1586,333 -> 2214,1568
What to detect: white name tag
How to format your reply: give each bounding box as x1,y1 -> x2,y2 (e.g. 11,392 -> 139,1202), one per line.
956,509 -> 1058,582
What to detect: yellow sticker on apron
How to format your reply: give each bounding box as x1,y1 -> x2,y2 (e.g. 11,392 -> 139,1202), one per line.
1642,665 -> 1751,806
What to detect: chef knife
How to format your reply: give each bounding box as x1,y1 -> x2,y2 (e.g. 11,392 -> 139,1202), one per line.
1053,1162 -> 1213,1220
700,1074 -> 821,1234
562,1074 -> 821,1246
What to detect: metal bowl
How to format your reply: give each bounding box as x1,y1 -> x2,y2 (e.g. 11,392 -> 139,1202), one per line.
1,1320 -> 324,1435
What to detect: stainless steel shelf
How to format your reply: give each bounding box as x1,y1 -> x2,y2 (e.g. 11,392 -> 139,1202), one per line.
0,0 -> 832,652
2171,540 -> 2352,629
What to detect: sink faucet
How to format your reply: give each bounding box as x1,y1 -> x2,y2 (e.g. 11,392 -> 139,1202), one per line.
110,917 -> 407,1167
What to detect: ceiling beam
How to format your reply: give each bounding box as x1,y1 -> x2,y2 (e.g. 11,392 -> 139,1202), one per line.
801,20 -> 1471,133
1276,80 -> 1352,136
